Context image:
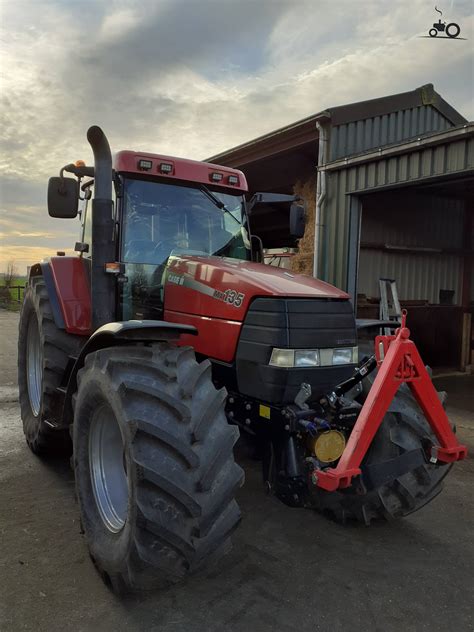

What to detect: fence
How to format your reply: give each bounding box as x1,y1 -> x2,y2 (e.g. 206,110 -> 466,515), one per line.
0,285 -> 25,308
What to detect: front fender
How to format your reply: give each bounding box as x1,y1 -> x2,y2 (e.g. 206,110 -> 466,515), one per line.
61,320 -> 197,427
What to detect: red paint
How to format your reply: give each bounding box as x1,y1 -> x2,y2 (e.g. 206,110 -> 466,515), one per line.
114,150 -> 248,193
49,257 -> 91,335
314,311 -> 467,492
164,310 -> 241,362
164,254 -> 349,361
165,255 -> 347,319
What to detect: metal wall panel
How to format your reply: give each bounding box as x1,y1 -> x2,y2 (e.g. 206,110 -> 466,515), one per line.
358,251 -> 463,304
330,105 -> 452,160
360,197 -> 464,249
318,131 -> 473,293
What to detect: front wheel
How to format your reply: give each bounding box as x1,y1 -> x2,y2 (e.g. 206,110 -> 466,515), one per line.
310,374 -> 451,524
73,344 -> 243,593
429,28 -> 438,37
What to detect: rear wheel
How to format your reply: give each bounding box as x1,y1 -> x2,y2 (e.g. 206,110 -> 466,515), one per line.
446,22 -> 460,37
73,344 -> 243,593
18,276 -> 82,455
311,373 -> 451,524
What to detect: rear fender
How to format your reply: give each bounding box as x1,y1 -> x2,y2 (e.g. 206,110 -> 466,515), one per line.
28,258 -> 92,334
28,262 -> 66,330
61,320 -> 197,428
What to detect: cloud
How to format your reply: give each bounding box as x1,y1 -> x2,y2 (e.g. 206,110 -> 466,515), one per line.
0,245 -> 74,272
0,0 -> 472,273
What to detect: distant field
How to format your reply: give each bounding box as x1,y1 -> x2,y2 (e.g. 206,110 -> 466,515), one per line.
0,277 -> 27,311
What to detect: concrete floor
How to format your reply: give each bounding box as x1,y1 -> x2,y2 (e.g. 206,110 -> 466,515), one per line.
1,309 -> 473,632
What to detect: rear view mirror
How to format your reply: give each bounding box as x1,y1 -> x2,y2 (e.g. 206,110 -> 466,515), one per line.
48,177 -> 79,218
289,202 -> 305,238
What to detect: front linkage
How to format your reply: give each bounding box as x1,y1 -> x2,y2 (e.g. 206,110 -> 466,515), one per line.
296,310 -> 467,493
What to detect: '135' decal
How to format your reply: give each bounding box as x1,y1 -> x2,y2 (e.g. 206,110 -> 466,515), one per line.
213,288 -> 245,308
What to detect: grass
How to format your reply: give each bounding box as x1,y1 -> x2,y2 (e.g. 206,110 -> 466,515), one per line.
0,276 -> 27,311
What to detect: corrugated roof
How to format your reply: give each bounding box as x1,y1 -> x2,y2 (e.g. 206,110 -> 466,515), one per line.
207,84 -> 467,167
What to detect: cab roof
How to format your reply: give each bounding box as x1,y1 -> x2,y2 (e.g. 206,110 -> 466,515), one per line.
114,150 -> 248,193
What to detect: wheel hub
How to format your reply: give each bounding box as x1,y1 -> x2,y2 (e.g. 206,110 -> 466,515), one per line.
89,405 -> 128,532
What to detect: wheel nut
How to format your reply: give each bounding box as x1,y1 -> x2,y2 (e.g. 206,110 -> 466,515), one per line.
245,418 -> 251,425
245,403 -> 251,410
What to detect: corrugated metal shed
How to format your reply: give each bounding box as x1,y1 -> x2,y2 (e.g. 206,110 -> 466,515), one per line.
207,84 -> 472,367
208,84 -> 466,168
207,83 -> 468,251
318,124 -> 474,294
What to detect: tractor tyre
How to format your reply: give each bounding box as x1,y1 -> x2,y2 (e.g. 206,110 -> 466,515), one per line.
18,275 -> 82,455
72,344 -> 244,593
446,22 -> 460,38
311,371 -> 451,524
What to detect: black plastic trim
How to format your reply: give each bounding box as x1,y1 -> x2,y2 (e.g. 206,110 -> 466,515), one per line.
357,319 -> 400,330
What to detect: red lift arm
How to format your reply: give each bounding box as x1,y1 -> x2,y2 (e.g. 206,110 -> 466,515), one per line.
314,310 -> 468,492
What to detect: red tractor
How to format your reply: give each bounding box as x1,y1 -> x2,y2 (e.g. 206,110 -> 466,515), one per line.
18,127 -> 466,593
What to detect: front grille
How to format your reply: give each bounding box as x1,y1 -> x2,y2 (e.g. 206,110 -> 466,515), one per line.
241,297 -> 356,349
235,297 -> 357,405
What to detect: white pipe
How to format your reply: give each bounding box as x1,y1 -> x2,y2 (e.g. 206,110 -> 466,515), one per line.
313,119 -> 329,278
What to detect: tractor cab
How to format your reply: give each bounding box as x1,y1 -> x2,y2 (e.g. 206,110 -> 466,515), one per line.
77,150 -> 258,320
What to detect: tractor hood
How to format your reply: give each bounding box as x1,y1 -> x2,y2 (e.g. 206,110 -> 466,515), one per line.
164,254 -> 348,322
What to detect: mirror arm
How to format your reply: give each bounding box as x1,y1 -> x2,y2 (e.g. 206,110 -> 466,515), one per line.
251,234 -> 264,263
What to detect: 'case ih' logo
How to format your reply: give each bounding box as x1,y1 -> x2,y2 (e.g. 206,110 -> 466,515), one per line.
168,273 -> 184,285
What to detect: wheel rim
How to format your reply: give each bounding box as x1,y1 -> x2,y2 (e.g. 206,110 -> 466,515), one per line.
89,405 -> 128,533
26,313 -> 43,416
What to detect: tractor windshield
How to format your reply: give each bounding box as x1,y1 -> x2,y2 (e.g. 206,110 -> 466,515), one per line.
122,178 -> 250,265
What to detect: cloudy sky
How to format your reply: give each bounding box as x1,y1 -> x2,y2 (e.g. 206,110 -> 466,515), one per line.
0,0 -> 473,273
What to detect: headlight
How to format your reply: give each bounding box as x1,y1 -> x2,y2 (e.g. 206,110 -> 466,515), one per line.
295,349 -> 320,367
269,347 -> 357,367
269,348 -> 295,367
332,348 -> 354,365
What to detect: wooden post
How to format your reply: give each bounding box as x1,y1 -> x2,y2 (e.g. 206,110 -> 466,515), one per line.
460,206 -> 473,370
461,313 -> 472,370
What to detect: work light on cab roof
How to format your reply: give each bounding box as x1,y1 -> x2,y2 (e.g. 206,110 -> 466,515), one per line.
114,149 -> 248,192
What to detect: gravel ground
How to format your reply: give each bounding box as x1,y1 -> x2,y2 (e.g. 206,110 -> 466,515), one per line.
1,308 -> 473,632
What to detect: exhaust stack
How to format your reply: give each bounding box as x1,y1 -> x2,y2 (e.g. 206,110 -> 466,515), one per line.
87,125 -> 116,329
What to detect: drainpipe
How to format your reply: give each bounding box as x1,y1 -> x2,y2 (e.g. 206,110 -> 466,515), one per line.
313,116 -> 330,279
